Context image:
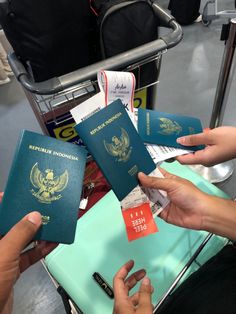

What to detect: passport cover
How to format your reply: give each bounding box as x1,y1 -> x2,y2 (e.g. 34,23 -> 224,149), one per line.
74,99 -> 156,201
0,130 -> 87,244
138,108 -> 204,151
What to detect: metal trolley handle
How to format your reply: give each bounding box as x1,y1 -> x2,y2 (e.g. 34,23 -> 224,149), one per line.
8,1 -> 182,95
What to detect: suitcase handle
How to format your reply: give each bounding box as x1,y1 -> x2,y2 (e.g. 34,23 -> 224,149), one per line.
8,1 -> 182,95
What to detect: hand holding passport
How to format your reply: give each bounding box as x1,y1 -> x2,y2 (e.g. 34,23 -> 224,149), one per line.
138,108 -> 204,151
75,99 -> 156,201
0,130 -> 87,244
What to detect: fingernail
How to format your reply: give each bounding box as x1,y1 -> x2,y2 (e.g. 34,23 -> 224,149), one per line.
176,137 -> 184,144
27,212 -> 42,225
142,277 -> 150,285
137,269 -> 146,279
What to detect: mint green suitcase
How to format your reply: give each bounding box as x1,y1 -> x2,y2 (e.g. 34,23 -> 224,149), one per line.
45,161 -> 230,314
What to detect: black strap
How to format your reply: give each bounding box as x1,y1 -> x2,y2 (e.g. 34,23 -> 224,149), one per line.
57,286 -> 72,314
220,24 -> 230,42
57,286 -> 84,314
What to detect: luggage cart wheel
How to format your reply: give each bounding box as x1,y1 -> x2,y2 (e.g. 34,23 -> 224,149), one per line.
202,3 -> 211,27
202,15 -> 211,26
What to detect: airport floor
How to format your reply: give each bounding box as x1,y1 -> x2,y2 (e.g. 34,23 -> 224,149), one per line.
0,0 -> 236,313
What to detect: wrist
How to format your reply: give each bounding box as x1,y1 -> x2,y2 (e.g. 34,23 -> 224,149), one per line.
202,196 -> 236,240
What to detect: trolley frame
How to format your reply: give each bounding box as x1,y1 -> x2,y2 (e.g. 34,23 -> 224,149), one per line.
8,1 -> 183,141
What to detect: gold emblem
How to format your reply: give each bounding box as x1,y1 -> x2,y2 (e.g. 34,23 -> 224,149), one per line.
42,215 -> 50,225
103,128 -> 132,162
30,163 -> 68,204
158,118 -> 182,135
188,126 -> 195,134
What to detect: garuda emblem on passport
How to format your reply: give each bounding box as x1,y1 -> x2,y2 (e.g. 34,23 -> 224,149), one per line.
103,128 -> 132,162
158,118 -> 182,135
30,162 -> 68,204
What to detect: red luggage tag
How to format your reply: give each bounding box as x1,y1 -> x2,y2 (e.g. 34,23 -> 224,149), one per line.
122,202 -> 158,242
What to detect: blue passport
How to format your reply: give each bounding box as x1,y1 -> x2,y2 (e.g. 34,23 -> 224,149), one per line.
75,99 -> 156,201
138,108 -> 204,151
0,130 -> 87,244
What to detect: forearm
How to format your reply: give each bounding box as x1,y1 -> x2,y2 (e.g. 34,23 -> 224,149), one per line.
202,196 -> 236,240
1,292 -> 13,314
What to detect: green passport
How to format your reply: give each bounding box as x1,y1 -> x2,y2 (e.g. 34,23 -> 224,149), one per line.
138,108 -> 204,151
0,130 -> 87,244
75,99 -> 156,201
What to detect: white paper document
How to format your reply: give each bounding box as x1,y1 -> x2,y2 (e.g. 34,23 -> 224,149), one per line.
147,144 -> 192,164
121,168 -> 170,217
70,91 -> 105,124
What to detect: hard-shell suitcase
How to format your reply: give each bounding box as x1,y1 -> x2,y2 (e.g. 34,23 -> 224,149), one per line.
45,161 -> 229,314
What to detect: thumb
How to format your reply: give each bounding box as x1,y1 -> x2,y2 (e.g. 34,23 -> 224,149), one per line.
138,277 -> 153,311
138,172 -> 177,194
177,132 -> 209,147
0,212 -> 42,260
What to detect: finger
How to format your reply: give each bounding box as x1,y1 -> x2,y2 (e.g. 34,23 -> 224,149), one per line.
130,291 -> 139,306
0,192 -> 3,202
176,145 -> 212,165
157,168 -> 178,180
19,241 -> 58,272
0,212 -> 42,260
177,132 -> 211,147
176,152 -> 205,165
139,169 -> 177,182
125,269 -> 146,291
130,285 -> 154,307
138,277 -> 153,311
138,172 -> 179,193
113,260 -> 134,299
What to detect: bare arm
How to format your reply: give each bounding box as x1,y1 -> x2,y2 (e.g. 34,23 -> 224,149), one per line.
202,196 -> 236,241
138,170 -> 236,241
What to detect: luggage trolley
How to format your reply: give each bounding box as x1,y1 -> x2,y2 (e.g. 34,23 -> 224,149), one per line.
8,2 -> 182,144
202,0 -> 236,26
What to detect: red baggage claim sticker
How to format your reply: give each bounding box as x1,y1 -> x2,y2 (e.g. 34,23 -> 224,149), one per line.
122,202 -> 158,241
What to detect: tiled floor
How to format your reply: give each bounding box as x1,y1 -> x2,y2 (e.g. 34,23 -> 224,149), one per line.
0,0 -> 236,313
